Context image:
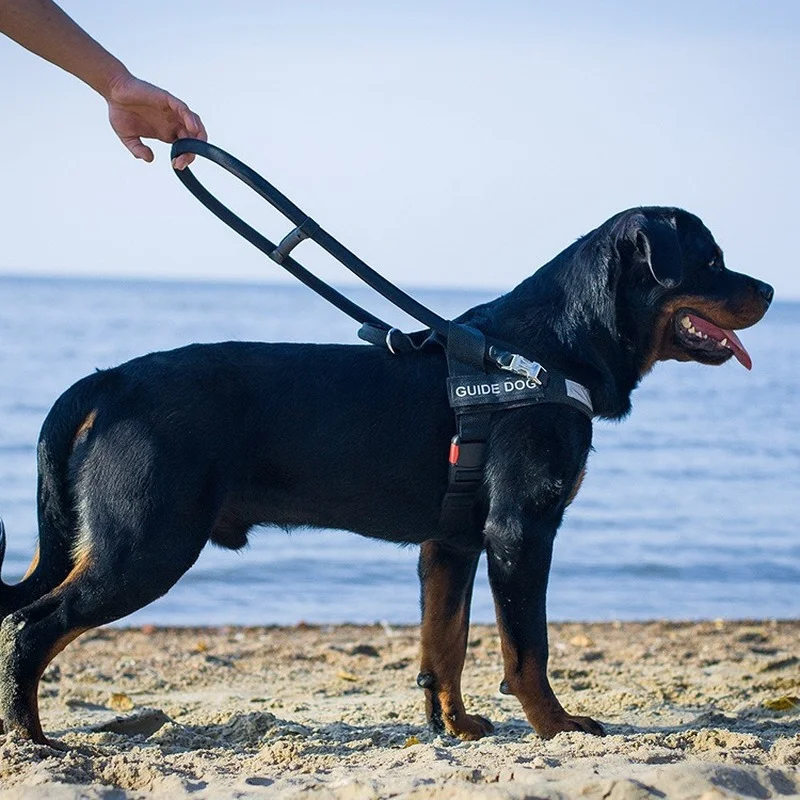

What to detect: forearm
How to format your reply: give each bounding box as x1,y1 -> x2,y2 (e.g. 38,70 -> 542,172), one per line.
0,0 -> 130,97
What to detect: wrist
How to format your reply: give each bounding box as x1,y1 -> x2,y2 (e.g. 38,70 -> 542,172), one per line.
91,61 -> 133,101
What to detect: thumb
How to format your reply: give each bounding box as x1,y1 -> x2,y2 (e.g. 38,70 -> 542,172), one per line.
122,136 -> 155,163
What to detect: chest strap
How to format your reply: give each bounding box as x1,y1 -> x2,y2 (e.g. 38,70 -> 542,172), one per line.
360,318 -> 592,531
439,322 -> 593,532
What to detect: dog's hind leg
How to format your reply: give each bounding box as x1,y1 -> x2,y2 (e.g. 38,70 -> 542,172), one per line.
0,386 -> 113,623
0,524 -> 208,745
416,541 -> 492,740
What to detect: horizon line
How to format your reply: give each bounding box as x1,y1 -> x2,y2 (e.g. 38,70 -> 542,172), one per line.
1,270 -> 798,304
0,270 -> 503,298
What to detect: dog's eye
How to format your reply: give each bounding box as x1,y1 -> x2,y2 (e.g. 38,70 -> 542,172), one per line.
708,257 -> 723,272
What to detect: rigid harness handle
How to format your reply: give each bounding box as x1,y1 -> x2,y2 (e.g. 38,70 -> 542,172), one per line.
170,139 -> 549,383
171,138 -> 450,337
171,140 -> 385,329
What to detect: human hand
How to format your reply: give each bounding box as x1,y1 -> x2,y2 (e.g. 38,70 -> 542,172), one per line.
105,73 -> 207,169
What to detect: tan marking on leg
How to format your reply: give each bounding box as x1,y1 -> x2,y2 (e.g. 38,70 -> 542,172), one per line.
494,610 -> 566,737
565,468 -> 586,507
64,546 -> 93,585
21,545 -> 40,581
494,609 -> 605,739
31,553 -> 95,741
22,619 -> 91,746
7,557 -> 95,744
24,625 -> 90,744
42,626 -> 90,672
419,543 -> 491,740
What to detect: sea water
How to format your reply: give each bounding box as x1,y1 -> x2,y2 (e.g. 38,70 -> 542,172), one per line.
0,276 -> 797,625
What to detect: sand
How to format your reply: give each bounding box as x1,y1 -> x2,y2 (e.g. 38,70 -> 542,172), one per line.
0,620 -> 797,799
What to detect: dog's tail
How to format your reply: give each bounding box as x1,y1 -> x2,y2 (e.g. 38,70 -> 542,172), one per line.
0,370 -> 108,621
0,516 -> 6,592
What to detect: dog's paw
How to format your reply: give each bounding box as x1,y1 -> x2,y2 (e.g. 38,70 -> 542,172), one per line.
445,712 -> 494,741
41,737 -> 70,751
0,726 -> 69,750
538,713 -> 605,739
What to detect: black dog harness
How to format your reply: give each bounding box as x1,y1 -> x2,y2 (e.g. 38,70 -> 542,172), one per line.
171,140 -> 593,529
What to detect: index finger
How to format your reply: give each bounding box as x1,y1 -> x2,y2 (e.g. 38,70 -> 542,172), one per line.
172,152 -> 194,170
183,110 -> 207,141
172,116 -> 207,168
167,95 -> 207,142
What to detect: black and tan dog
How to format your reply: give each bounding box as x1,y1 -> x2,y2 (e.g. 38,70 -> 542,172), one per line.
0,207 -> 772,745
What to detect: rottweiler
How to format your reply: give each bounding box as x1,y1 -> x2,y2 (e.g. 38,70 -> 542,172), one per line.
0,206 -> 772,745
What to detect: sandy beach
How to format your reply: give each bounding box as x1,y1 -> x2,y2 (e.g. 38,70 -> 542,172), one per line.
0,620 -> 797,798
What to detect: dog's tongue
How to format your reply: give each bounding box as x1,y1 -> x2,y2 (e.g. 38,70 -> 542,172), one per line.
688,313 -> 752,370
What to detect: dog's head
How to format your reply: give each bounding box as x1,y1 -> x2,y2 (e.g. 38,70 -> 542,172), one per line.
468,206 -> 773,418
609,208 -> 773,374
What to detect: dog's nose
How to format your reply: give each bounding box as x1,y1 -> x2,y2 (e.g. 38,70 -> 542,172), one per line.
758,281 -> 774,307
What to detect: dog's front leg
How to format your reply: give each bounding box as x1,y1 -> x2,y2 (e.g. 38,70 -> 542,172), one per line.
485,515 -> 605,739
416,540 -> 493,740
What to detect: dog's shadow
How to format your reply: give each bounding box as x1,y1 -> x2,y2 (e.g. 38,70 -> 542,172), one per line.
595,706 -> 800,756
45,703 -> 798,760
49,707 -> 427,756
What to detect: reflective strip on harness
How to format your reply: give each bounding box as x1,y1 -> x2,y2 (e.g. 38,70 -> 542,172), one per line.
565,379 -> 593,413
446,372 -> 593,415
448,373 -> 546,409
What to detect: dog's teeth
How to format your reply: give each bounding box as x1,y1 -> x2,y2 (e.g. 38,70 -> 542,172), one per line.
688,326 -> 697,334
720,338 -> 728,347
681,317 -> 692,329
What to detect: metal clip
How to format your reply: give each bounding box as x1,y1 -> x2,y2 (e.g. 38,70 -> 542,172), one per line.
499,353 -> 545,385
385,328 -> 400,355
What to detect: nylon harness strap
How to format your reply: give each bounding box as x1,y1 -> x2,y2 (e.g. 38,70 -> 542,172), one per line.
438,323 -> 593,531
441,323 -> 494,531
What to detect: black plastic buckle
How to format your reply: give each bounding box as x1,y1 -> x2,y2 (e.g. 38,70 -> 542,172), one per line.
448,436 -> 487,484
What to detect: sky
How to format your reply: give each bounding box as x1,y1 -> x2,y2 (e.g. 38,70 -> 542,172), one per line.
1,1 -> 798,298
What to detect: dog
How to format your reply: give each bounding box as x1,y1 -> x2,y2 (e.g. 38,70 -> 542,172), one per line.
0,206 -> 772,745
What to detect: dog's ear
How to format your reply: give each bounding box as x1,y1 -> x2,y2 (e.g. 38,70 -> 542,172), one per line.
625,213 -> 684,289
634,217 -> 684,289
